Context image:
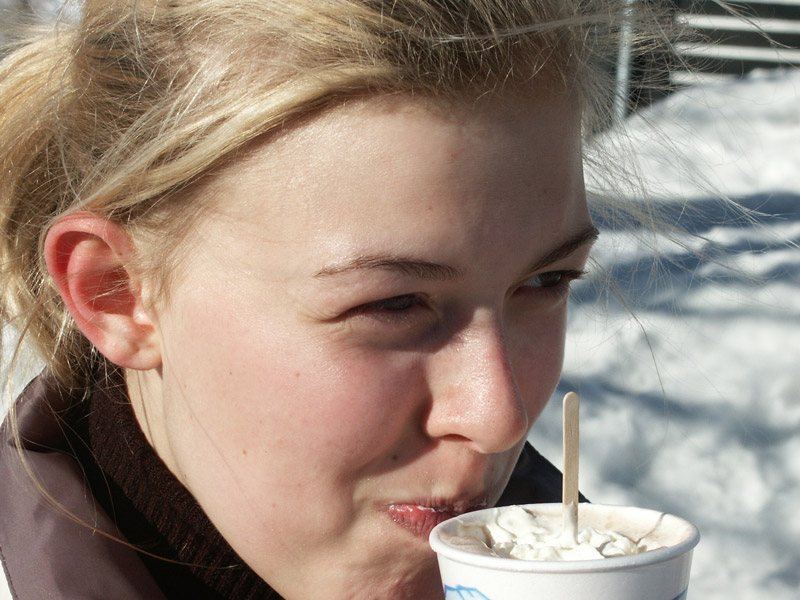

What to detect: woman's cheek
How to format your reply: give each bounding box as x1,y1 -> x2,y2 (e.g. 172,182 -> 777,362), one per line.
298,350 -> 428,454
514,308 -> 568,421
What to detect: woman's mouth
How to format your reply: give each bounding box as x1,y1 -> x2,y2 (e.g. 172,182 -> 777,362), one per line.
385,498 -> 487,539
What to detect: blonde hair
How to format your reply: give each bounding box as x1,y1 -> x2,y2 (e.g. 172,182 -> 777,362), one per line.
1,0 -> 676,390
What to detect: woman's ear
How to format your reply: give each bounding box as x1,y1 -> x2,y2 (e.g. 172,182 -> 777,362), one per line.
44,212 -> 162,370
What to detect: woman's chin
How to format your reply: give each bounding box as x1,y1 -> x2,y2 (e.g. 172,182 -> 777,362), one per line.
261,530 -> 444,600
355,561 -> 444,600
354,543 -> 444,600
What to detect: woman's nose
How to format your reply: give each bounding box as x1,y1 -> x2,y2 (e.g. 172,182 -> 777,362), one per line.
423,316 -> 529,454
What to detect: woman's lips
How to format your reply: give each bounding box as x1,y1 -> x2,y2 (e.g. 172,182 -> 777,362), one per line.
386,499 -> 487,539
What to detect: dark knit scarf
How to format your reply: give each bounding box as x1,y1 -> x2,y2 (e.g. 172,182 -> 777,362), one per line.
68,365 -> 279,599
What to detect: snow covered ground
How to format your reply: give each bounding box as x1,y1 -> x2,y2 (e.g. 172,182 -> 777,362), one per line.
529,67 -> 800,600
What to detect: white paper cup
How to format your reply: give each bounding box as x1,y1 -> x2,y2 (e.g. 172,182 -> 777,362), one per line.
429,503 -> 699,600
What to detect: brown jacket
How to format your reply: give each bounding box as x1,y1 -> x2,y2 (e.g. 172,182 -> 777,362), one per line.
0,375 -> 168,599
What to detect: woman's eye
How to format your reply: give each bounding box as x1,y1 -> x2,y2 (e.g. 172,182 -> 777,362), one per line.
350,294 -> 427,319
526,272 -> 566,288
342,294 -> 436,345
520,269 -> 586,292
371,294 -> 420,312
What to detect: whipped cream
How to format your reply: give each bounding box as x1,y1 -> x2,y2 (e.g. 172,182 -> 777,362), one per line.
450,505 -> 649,561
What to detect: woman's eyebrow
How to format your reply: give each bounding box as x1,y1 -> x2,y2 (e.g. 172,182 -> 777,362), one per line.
314,256 -> 463,280
525,224 -> 599,273
312,224 -> 599,281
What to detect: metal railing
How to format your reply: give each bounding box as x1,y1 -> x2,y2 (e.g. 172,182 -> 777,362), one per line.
674,0 -> 800,75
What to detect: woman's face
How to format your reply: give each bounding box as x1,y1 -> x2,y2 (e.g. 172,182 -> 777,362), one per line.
132,92 -> 594,599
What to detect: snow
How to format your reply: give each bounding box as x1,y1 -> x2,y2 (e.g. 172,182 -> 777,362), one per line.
529,68 -> 800,600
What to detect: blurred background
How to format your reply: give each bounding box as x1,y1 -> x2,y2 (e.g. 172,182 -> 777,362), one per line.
2,2 -> 799,599
534,3 -> 800,599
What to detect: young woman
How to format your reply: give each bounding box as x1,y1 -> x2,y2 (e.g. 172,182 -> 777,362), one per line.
0,1 -> 671,598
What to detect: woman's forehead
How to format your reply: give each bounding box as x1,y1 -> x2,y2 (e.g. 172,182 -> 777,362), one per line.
175,91 -> 587,282
207,89 -> 582,197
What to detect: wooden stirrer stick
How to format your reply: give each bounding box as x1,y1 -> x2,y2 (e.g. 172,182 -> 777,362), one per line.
561,391 -> 580,544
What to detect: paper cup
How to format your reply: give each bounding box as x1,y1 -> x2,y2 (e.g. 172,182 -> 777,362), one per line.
429,503 -> 699,600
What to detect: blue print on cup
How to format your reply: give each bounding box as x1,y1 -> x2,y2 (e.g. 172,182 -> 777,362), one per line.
444,585 -> 492,600
443,584 -> 689,600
